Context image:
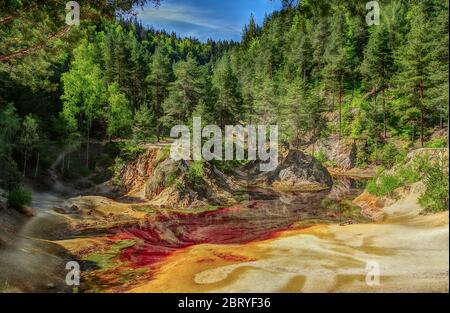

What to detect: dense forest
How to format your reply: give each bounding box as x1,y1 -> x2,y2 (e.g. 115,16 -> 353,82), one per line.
1,0 -> 448,208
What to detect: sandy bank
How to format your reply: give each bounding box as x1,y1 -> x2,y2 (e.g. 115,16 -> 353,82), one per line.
129,211 -> 449,293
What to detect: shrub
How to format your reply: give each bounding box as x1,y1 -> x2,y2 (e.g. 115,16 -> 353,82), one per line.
366,155 -> 426,197
419,155 -> 449,212
425,136 -> 448,148
315,149 -> 328,165
153,146 -> 170,168
366,174 -> 401,197
395,164 -> 419,185
211,159 -> 247,174
187,161 -> 205,190
370,143 -> 406,169
366,151 -> 449,212
7,186 -> 32,209
110,141 -> 146,185
166,173 -> 178,187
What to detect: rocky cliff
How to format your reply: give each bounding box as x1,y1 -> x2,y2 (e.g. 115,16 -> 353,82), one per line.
116,146 -> 334,209
316,135 -> 357,170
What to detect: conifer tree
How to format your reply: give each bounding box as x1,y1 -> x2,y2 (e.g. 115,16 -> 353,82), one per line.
146,45 -> 173,140
162,55 -> 206,127
361,24 -> 395,139
211,55 -> 243,128
394,4 -> 433,147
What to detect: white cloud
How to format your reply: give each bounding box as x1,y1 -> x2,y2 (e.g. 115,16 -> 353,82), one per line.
137,2 -> 241,34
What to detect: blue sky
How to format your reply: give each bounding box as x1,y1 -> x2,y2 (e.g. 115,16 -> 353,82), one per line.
137,0 -> 282,42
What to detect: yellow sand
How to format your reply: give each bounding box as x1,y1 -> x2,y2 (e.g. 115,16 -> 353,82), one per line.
130,212 -> 449,293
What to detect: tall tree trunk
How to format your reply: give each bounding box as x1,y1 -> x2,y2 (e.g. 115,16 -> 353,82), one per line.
34,152 -> 39,178
373,86 -> 377,108
419,84 -> 425,148
61,155 -> 65,176
86,118 -> 91,169
312,127 -> 317,157
420,109 -> 424,148
382,88 -> 387,139
22,148 -> 27,177
339,84 -> 343,141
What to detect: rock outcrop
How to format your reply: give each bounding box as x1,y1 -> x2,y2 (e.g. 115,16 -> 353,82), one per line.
114,146 -> 334,209
245,150 -> 333,192
144,159 -> 239,209
316,135 -> 357,170
118,148 -> 159,195
269,150 -> 333,191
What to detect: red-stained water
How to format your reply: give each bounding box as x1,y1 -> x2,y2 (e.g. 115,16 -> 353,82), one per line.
110,189 -> 351,269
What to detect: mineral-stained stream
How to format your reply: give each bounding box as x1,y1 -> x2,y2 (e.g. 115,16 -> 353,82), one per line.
75,178 -> 368,292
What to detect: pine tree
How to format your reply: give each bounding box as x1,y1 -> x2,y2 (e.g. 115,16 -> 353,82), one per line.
146,45 -> 173,140
361,24 -> 395,139
253,77 -> 277,125
322,11 -> 349,140
19,115 -> 39,176
311,17 -> 330,81
162,55 -> 206,127
211,55 -> 243,128
281,78 -> 327,150
133,103 -> 155,141
129,33 -> 149,111
394,4 -> 433,147
286,16 -> 313,81
242,14 -> 258,50
107,83 -> 133,139
427,1 -> 449,133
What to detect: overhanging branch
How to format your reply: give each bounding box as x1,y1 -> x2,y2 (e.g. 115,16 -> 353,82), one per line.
0,26 -> 71,62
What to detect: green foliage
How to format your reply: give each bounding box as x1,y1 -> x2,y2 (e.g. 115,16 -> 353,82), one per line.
7,185 -> 32,209
280,79 -> 327,147
210,55 -> 243,128
146,46 -> 173,139
162,55 -> 207,127
107,83 -> 133,138
0,103 -> 22,190
370,142 -> 407,169
133,104 -> 155,141
366,174 -> 401,197
425,136 -> 448,148
166,173 -> 178,188
186,161 -> 205,190
315,150 -> 328,165
366,152 -> 446,200
61,40 -> 107,135
419,154 -> 449,212
1,0 -> 449,188
212,159 -> 247,174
